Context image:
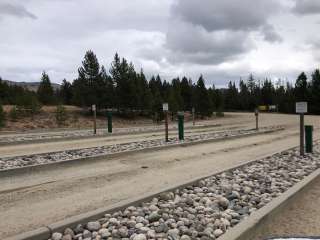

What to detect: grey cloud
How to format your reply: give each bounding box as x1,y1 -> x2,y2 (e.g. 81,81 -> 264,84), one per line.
293,0 -> 320,15
165,20 -> 253,64
261,24 -> 283,43
172,0 -> 280,32
162,0 -> 283,66
0,3 -> 37,19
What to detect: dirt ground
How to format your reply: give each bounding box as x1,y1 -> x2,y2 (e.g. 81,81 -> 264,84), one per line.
1,105 -> 220,132
1,113 -> 320,238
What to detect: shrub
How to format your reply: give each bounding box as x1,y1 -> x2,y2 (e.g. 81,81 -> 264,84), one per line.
16,95 -> 42,117
9,106 -> 18,121
216,110 -> 224,117
55,105 -> 68,126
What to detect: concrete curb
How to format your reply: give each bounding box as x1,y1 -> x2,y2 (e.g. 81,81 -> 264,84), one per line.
0,124 -> 221,146
0,128 -> 283,179
219,168 -> 320,240
2,139 -> 303,240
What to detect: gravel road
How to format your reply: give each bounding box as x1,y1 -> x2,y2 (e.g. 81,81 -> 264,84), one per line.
48,143 -> 320,240
1,113 -> 320,239
0,126 -> 281,170
0,124 -> 244,158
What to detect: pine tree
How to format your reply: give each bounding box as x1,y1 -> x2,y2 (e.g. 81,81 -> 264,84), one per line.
73,50 -> 102,108
310,69 -> 320,114
168,87 -> 179,118
239,79 -> 249,110
110,53 -> 138,113
180,77 -> 192,111
55,104 -> 68,126
225,81 -> 239,110
295,72 -> 308,101
37,71 -> 55,105
195,75 -> 212,117
100,66 -> 114,108
137,69 -> 152,113
261,79 -> 275,105
60,79 -> 73,105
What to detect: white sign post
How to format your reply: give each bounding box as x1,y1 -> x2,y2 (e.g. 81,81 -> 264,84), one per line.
163,103 -> 169,142
296,102 -> 308,156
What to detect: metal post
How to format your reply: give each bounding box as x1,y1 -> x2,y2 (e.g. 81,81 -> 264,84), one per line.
192,107 -> 195,126
93,105 -> 97,135
165,111 -> 169,142
305,125 -> 313,153
255,109 -> 259,130
300,113 -> 304,156
107,111 -> 112,133
178,111 -> 184,140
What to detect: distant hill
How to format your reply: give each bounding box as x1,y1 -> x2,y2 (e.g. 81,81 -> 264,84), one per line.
3,80 -> 60,92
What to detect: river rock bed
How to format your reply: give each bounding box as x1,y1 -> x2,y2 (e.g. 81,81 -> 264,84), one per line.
0,127 -> 280,171
0,124 -> 215,144
49,144 -> 320,240
0,126 -> 165,144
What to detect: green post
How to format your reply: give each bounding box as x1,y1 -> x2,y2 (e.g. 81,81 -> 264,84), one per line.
305,125 -> 313,153
107,111 -> 112,133
178,111 -> 184,140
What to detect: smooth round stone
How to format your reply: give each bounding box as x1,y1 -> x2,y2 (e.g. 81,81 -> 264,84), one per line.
133,233 -> 147,240
87,221 -> 101,231
213,229 -> 224,237
52,232 -> 63,240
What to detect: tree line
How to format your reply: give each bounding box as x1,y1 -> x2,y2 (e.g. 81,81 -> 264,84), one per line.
1,50 -> 320,123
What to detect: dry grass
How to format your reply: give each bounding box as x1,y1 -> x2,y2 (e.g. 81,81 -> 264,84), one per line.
1,105 -> 155,132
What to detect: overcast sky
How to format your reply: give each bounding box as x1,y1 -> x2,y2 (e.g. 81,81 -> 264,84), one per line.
0,0 -> 320,87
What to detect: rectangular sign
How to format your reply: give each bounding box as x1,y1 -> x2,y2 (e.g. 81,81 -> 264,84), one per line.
92,104 -> 96,111
296,102 -> 307,113
162,103 -> 168,111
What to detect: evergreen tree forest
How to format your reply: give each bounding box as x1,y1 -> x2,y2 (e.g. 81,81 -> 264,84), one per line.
1,50 -> 320,119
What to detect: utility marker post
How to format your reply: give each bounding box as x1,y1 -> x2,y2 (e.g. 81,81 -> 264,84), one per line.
255,108 -> 259,130
92,104 -> 97,135
163,103 -> 169,142
107,109 -> 112,133
296,102 -> 308,156
192,107 -> 195,126
178,111 -> 184,141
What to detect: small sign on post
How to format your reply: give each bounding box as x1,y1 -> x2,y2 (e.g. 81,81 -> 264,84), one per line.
92,104 -> 97,135
163,103 -> 169,142
163,103 -> 168,111
296,102 -> 308,156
